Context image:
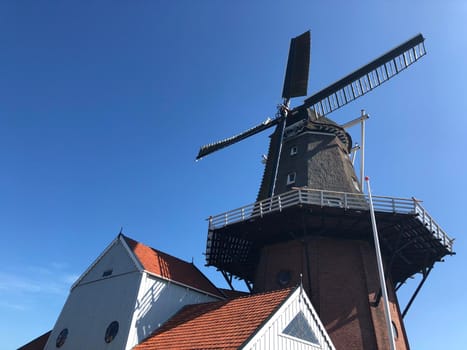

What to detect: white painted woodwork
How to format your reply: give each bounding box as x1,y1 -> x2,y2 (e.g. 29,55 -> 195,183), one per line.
41,234 -> 334,350
44,268 -> 141,349
207,188 -> 453,253
77,237 -> 140,287
44,236 -> 222,350
242,288 -> 335,350
125,273 -> 219,349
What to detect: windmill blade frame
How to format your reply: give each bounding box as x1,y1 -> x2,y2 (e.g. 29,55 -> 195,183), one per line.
282,31 -> 311,99
196,33 -> 426,162
297,34 -> 426,116
196,117 -> 282,160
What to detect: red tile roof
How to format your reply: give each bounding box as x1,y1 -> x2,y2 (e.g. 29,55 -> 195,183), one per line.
122,235 -> 223,298
134,288 -> 293,350
219,288 -> 250,299
18,331 -> 50,350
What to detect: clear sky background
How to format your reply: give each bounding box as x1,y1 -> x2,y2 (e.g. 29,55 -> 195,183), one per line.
1,1 -> 465,349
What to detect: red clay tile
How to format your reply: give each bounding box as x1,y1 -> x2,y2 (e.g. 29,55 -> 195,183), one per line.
17,331 -> 51,350
134,288 -> 293,350
219,288 -> 250,299
123,235 -> 223,298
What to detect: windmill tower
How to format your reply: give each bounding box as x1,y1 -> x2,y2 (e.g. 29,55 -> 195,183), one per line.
198,32 -> 454,349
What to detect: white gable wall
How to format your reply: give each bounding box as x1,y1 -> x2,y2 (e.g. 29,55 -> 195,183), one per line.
242,288 -> 335,350
76,237 -> 141,286
125,272 -> 222,349
44,239 -> 142,350
44,235 -> 223,350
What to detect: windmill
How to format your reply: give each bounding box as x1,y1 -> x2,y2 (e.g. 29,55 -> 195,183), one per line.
197,32 -> 426,198
199,32 -> 453,349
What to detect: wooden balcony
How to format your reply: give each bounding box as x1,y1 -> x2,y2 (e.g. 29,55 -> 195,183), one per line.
205,188 -> 454,285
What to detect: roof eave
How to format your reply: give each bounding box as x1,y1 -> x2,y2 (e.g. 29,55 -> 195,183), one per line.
238,286 -> 297,349
142,269 -> 225,300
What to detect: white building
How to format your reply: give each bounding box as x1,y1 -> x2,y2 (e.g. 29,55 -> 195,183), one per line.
20,234 -> 334,350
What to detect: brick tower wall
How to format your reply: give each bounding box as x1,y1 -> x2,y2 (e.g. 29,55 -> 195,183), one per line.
253,238 -> 409,349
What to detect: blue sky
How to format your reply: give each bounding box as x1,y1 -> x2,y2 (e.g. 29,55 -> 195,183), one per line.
1,1 -> 466,349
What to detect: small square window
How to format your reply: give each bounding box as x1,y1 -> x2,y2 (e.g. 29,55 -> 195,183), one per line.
102,269 -> 113,277
287,172 -> 296,185
290,146 -> 298,156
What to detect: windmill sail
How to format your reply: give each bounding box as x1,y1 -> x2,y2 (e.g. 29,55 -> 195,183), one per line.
282,31 -> 311,99
196,117 -> 281,159
298,34 -> 426,115
196,33 -> 426,161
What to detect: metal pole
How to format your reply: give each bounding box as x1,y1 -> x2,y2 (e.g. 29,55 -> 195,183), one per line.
360,110 -> 366,190
270,98 -> 290,197
351,144 -> 360,165
365,176 -> 397,350
402,267 -> 432,318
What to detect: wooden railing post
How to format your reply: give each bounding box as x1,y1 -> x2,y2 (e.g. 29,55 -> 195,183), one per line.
208,216 -> 213,230
206,189 -> 453,254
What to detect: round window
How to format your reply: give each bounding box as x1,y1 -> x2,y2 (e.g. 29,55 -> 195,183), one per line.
105,321 -> 119,343
277,270 -> 291,287
55,328 -> 68,348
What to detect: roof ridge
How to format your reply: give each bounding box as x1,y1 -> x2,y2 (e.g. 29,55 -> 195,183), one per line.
238,287 -> 297,349
121,234 -> 224,299
187,255 -> 226,299
71,235 -> 122,290
121,234 -> 193,266
218,288 -> 249,299
235,286 -> 295,300
166,286 -> 295,318
134,286 -> 296,349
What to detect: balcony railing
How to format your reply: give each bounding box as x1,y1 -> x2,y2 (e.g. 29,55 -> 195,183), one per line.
207,188 -> 454,252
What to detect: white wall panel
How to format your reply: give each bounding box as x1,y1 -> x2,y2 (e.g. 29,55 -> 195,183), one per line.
45,271 -> 142,350
126,273 -> 220,349
243,288 -> 335,350
77,239 -> 139,286
45,237 -> 223,350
